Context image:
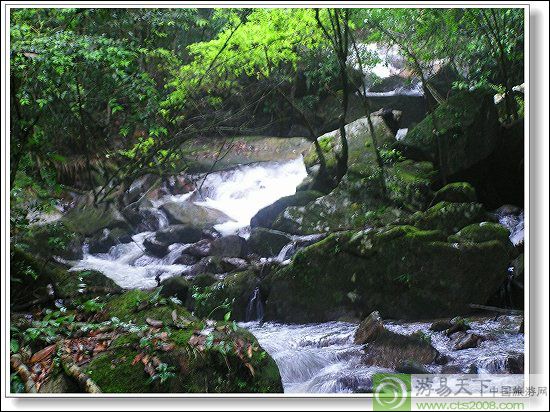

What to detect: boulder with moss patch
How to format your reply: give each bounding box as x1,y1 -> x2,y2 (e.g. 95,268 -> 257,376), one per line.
412,201 -> 487,235
432,182 -> 477,204
264,225 -> 509,322
397,89 -> 500,176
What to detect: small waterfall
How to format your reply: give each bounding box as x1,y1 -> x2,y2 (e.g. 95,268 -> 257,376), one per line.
497,209 -> 524,246
245,287 -> 265,322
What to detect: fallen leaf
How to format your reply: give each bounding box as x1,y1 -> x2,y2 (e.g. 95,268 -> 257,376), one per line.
146,318 -> 163,328
247,344 -> 253,359
244,362 -> 255,377
30,345 -> 56,364
132,353 -> 144,365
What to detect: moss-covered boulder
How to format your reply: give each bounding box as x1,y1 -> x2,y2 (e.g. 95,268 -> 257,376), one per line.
66,289 -> 283,394
10,247 -> 120,309
432,182 -> 477,204
448,222 -> 511,247
413,201 -> 486,235
272,160 -> 435,235
191,271 -> 261,321
398,90 -> 500,176
264,225 -> 509,322
160,201 -> 232,228
303,114 -> 396,173
62,203 -> 131,236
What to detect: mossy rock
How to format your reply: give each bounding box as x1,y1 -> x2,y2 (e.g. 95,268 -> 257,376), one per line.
62,203 -> 131,236
433,182 -> 477,204
192,271 -> 261,321
10,247 -> 119,308
264,225 -> 509,322
448,222 -> 511,248
80,289 -> 282,393
399,89 -> 500,176
272,160 -> 435,235
250,190 -> 321,229
413,201 -> 486,235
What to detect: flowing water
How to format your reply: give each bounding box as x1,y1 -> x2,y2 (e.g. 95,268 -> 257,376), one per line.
243,316 -> 524,394
68,157 -> 524,393
70,157 -> 308,289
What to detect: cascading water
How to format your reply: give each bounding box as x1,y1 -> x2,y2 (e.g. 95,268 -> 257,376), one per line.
70,157 -> 308,288
67,156 -> 524,394
245,287 -> 265,322
194,157 -> 307,236
243,315 -> 524,393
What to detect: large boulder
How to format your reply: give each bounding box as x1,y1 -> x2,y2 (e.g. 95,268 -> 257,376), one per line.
62,203 -> 131,236
247,228 -> 292,257
160,201 -> 232,228
397,90 -> 500,176
88,228 -> 132,254
250,190 -> 321,229
272,160 -> 435,235
264,225 -> 509,322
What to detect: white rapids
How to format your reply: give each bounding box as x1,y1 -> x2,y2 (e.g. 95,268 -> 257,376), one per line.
70,158 -> 307,289
243,316 -> 524,394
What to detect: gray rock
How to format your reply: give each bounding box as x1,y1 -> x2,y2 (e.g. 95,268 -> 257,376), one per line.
155,225 -> 202,245
160,201 -> 232,228
186,239 -> 212,257
210,235 -> 248,258
354,311 -> 385,345
143,236 -> 168,258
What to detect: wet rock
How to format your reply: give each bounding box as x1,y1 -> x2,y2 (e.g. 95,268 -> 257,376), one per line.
505,354 -> 524,374
210,235 -> 248,258
453,332 -> 485,350
160,201 -> 232,228
122,206 -> 165,233
183,257 -> 225,277
173,253 -> 198,266
468,363 -> 479,374
430,319 -> 453,332
361,329 -> 440,369
445,317 -> 471,336
432,182 -> 477,204
88,228 -> 132,254
250,190 -> 321,229
186,239 -> 212,258
201,228 -> 222,240
248,228 -> 293,257
160,276 -> 191,302
143,236 -> 168,258
155,225 -> 202,245
354,311 -> 385,344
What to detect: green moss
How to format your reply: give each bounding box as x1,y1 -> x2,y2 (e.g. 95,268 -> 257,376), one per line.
85,347 -> 151,393
433,182 -> 477,204
448,222 -> 511,247
265,224 -> 509,322
413,201 -> 485,235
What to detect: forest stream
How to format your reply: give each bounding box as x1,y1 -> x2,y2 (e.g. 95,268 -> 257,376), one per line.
67,157 -> 525,394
